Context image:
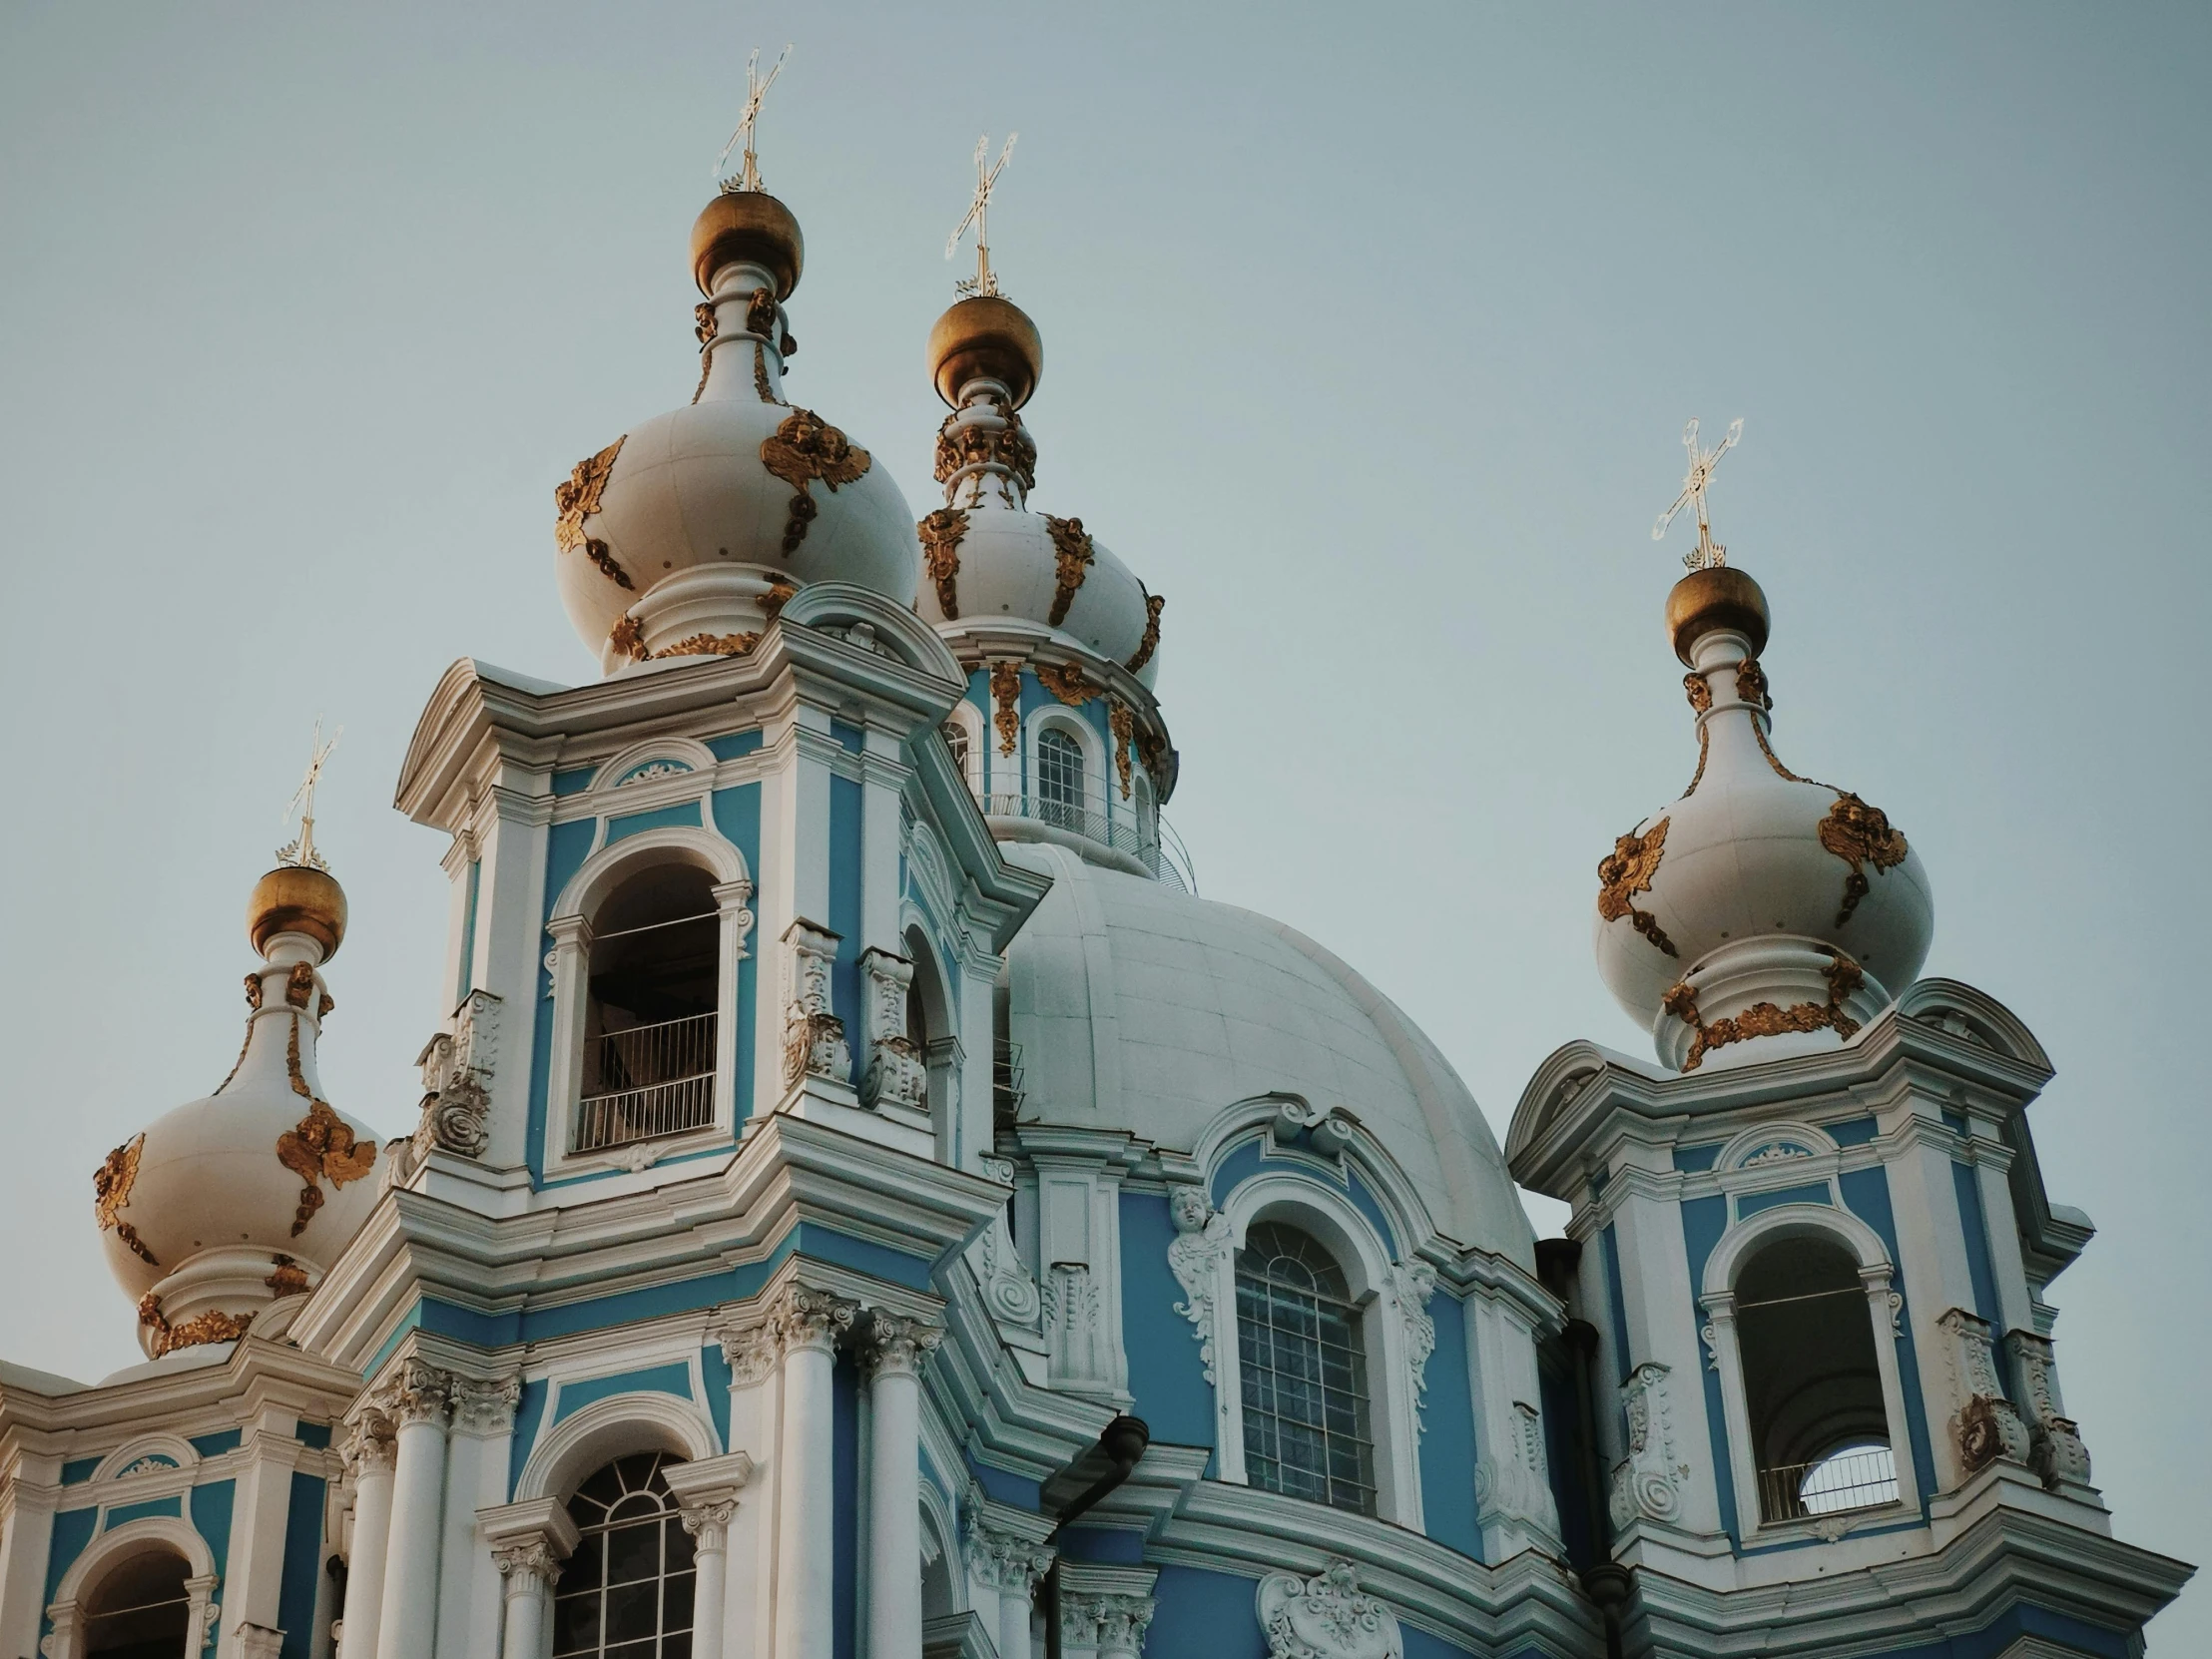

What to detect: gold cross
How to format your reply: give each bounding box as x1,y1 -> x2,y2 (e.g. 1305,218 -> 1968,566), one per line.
1653,417 -> 1745,570
946,133 -> 1017,298
716,45 -> 792,195
277,719 -> 341,871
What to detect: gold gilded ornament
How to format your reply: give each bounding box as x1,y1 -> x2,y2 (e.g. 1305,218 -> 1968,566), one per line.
918,508 -> 968,617
761,578 -> 798,621
1596,820 -> 1678,957
138,1296 -> 254,1358
266,1255 -> 310,1297
933,410 -> 1036,499
1664,953 -> 1864,1073
1135,726 -> 1166,783
761,409 -> 870,555
555,438 -> 626,553
1683,672 -> 1713,715
610,614 -> 649,664
276,1093 -> 377,1237
692,304 -> 719,404
284,960 -> 316,1009
245,971 -> 264,1010
658,632 -> 761,659
1127,590 -> 1165,674
1042,516 -> 1093,626
989,662 -> 1021,756
94,1134 -> 159,1267
1735,656 -> 1772,711
1680,726 -> 1711,799
1818,793 -> 1910,926
744,287 -> 778,339
1037,661 -> 1099,706
1109,701 -> 1135,799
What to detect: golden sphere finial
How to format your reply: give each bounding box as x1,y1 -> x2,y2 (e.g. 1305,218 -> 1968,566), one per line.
248,865 -> 347,960
690,191 -> 805,298
928,294 -> 1043,410
1666,565 -> 1770,665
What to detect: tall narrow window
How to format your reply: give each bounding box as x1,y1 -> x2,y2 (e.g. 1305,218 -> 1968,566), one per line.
1735,1235 -> 1899,1522
1236,1221 -> 1377,1514
941,720 -> 970,783
578,864 -> 720,1152
1037,728 -> 1086,831
83,1550 -> 191,1656
554,1452 -> 696,1659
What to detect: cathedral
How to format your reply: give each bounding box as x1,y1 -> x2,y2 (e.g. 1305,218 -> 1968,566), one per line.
0,109 -> 2191,1659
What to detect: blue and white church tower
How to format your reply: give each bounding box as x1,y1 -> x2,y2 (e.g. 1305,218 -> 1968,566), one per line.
0,153 -> 2191,1659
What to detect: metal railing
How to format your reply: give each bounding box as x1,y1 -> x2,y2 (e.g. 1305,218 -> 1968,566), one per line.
994,1037 -> 1026,1127
575,1010 -> 717,1152
1756,1443 -> 1899,1523
977,788 -> 1197,893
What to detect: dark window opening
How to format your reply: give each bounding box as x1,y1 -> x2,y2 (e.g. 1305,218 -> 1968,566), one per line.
84,1550 -> 192,1658
578,863 -> 719,1152
1237,1221 -> 1377,1515
554,1452 -> 696,1658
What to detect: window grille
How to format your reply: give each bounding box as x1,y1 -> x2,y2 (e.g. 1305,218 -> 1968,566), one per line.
1236,1221 -> 1377,1514
1036,728 -> 1086,830
553,1452 -> 696,1658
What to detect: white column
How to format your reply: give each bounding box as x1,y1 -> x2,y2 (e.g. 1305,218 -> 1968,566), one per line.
338,1413 -> 398,1659
443,1378 -> 524,1658
1860,1266 -> 1923,1511
711,878 -> 757,1132
0,1456 -> 58,1659
222,1411 -> 309,1649
492,1539 -> 560,1659
680,1500 -> 736,1659
772,1287 -> 856,1659
863,1315 -> 940,1659
375,1362 -> 455,1659
996,1551 -> 1047,1659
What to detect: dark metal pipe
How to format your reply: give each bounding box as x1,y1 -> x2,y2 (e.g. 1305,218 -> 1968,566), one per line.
1043,1414 -> 1150,1659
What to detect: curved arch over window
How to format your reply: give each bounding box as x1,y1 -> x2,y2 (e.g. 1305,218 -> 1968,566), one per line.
1236,1221 -> 1377,1515
553,1452 -> 697,1658
1035,725 -> 1087,831
1735,1235 -> 1898,1521
83,1549 -> 191,1656
578,864 -> 720,1152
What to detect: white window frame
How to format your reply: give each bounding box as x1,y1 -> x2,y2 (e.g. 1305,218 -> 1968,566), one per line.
939,701 -> 985,799
1022,709 -> 1108,829
543,824 -> 754,1180
1206,1173 -> 1424,1530
1699,1202 -> 1923,1538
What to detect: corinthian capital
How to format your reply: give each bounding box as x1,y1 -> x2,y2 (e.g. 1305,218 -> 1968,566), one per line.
771,1285 -> 859,1356
340,1410 -> 396,1478
718,1320 -> 782,1384
492,1538 -> 563,1590
862,1311 -> 944,1379
452,1375 -> 524,1434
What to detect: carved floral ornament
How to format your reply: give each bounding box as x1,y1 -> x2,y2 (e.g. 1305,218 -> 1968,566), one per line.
917,507 -> 968,616
1256,1559 -> 1403,1659
1127,589 -> 1164,674
1663,951 -> 1864,1074
276,1014 -> 376,1234
555,437 -> 635,591
1036,660 -> 1099,707
93,1133 -> 158,1267
137,1293 -> 253,1359
1109,700 -> 1135,799
760,407 -> 870,556
1818,792 -> 1910,926
989,661 -> 1022,756
1041,514 -> 1094,626
1596,818 -> 1678,957
934,406 -> 1036,497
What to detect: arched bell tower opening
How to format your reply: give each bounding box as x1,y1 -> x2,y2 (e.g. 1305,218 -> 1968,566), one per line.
81,1549 -> 192,1657
1734,1234 -> 1898,1521
579,862 -> 721,1152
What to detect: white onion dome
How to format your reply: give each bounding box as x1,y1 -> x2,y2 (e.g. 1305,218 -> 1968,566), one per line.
914,295 -> 1165,688
1592,567 -> 1934,1073
554,190 -> 920,677
92,864 -> 382,1360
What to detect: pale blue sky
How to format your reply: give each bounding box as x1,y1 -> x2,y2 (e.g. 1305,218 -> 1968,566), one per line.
2,2 -> 2205,1643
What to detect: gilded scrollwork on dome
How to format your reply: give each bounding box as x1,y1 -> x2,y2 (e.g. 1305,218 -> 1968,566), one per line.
761,408 -> 871,556
137,1293 -> 254,1358
1597,820 -> 1679,957
610,614 -> 648,663
556,438 -> 634,589
283,960 -> 315,1009
1110,700 -> 1135,798
1663,952 -> 1865,1073
1041,515 -> 1094,626
1735,655 -> 1772,711
934,408 -> 1036,498
1818,793 -> 1911,926
266,1255 -> 310,1297
989,662 -> 1021,756
244,971 -> 264,1009
1127,589 -> 1165,673
94,1134 -> 159,1267
658,632 -> 762,659
277,1017 -> 377,1236
917,507 -> 967,617
1037,661 -> 1098,706
761,577 -> 798,622
1683,670 -> 1714,714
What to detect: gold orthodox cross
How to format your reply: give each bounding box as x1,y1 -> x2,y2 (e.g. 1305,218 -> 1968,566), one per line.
716,45 -> 792,194
1653,416 -> 1745,570
946,133 -> 1017,298
277,719 -> 341,871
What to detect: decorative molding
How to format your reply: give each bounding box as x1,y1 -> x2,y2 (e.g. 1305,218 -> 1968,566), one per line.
1255,1558 -> 1402,1659
1062,1592 -> 1155,1655
1818,792 -> 1911,926
413,988 -> 501,1160
857,947 -> 928,1115
2004,1330 -> 2091,1489
678,1497 -> 739,1552
972,1156 -> 1043,1328
719,1322 -> 781,1386
918,507 -> 968,617
961,1502 -> 1051,1596
1939,1309 -> 2031,1477
275,1056 -> 377,1235
1109,700 -> 1135,799
862,1311 -> 944,1379
135,1297 -> 253,1358
1037,659 -> 1100,706
1661,951 -> 1864,1073
1042,1261 -> 1107,1386
760,407 -> 870,556
1126,589 -> 1164,674
769,1284 -> 860,1356
374,1358 -> 456,1429
1042,515 -> 1094,626
1388,1262 -> 1437,1429
555,436 -> 632,590
1608,1362 -> 1689,1529
341,1411 -> 397,1479
92,1133 -> 158,1267
1165,1186 -> 1234,1384
782,918 -> 850,1089
989,661 -> 1021,756
934,405 -> 1036,501
453,1375 -> 524,1435
1596,820 -> 1678,957
492,1537 -> 564,1590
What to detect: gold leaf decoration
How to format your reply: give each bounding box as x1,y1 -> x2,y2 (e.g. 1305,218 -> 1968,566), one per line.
555,438 -> 626,553
1818,794 -> 1911,926
918,508 -> 968,618
94,1134 -> 159,1266
284,960 -> 316,1009
657,632 -> 761,659
760,578 -> 798,622
760,409 -> 870,556
1037,661 -> 1099,706
244,971 -> 264,1010
138,1297 -> 254,1359
266,1255 -> 310,1298
1135,726 -> 1167,783
1110,701 -> 1135,800
1683,671 -> 1713,715
934,409 -> 1036,496
989,662 -> 1021,757
694,301 -> 720,346
1126,590 -> 1165,674
1736,656 -> 1772,711
1664,953 -> 1865,1073
744,287 -> 778,339
1596,820 -> 1678,957
1681,725 -> 1711,799
276,1095 -> 377,1237
1042,516 -> 1094,626
610,614 -> 649,664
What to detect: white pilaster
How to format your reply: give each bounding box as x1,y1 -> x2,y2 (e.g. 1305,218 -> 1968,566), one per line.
220,1408 -> 309,1648
438,1377 -> 521,1659
863,1315 -> 940,1659
772,1287 -> 857,1659
663,1450 -> 755,1659
374,1362 -> 454,1659
0,1456 -> 57,1659
337,1414 -> 397,1659
473,786 -> 553,1168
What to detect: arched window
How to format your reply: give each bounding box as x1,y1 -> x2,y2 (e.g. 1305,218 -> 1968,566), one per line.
1236,1221 -> 1377,1515
579,864 -> 720,1152
941,719 -> 970,781
83,1549 -> 191,1656
1735,1235 -> 1899,1521
553,1452 -> 696,1658
1036,727 -> 1086,831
